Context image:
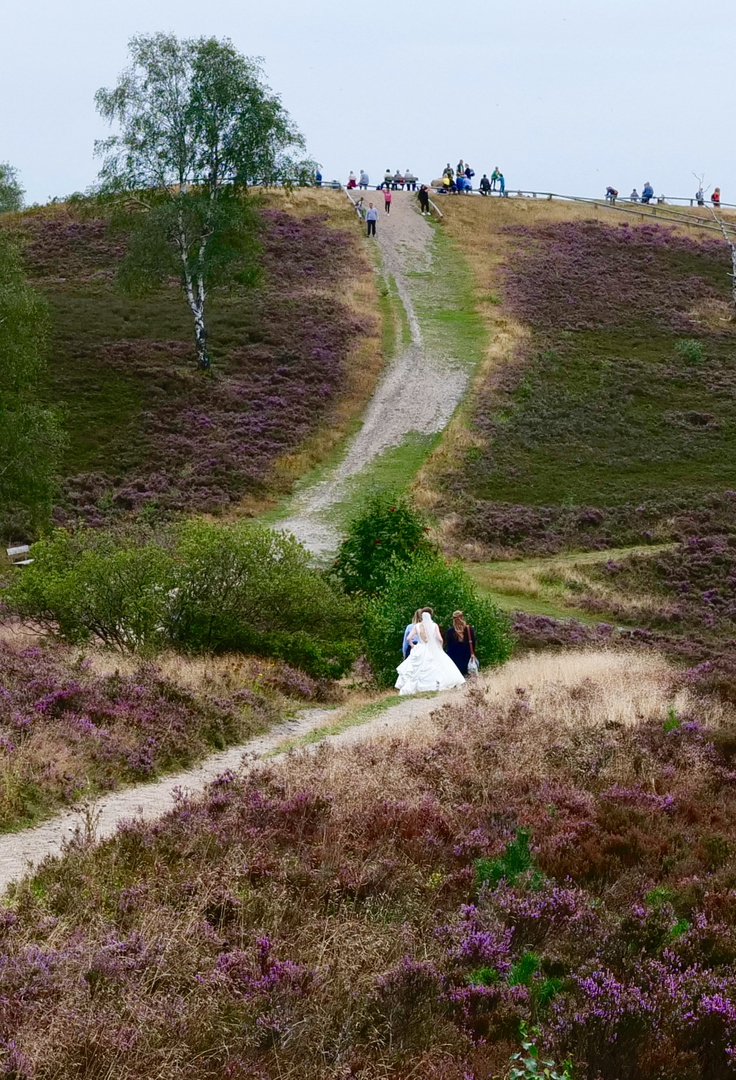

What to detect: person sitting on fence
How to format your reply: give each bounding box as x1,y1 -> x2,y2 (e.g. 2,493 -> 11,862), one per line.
605,186 -> 618,203
696,187 -> 705,206
404,170 -> 417,191
630,188 -> 639,202
456,175 -> 471,194
641,182 -> 654,204
491,166 -> 501,190
393,171 -> 404,190
347,171 -> 357,189
359,170 -> 369,189
441,173 -> 452,193
479,174 -> 491,195
384,168 -> 393,188
713,187 -> 721,207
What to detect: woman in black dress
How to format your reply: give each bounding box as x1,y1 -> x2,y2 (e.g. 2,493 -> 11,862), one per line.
445,610 -> 476,675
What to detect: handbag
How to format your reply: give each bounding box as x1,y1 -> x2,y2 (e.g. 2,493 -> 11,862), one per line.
467,655 -> 480,676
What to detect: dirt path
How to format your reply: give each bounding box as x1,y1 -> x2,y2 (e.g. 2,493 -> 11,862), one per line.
278,192 -> 471,556
0,686 -> 466,894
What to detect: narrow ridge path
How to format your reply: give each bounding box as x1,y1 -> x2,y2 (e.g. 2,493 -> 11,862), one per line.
279,192 -> 471,555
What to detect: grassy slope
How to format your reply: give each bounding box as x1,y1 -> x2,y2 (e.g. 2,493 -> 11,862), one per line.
419,197 -> 736,559
1,190 -> 382,535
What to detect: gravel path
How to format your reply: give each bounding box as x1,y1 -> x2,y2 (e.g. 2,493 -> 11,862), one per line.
279,192 -> 470,555
0,687 -> 467,895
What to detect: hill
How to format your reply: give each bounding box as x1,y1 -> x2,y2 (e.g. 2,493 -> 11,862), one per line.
421,197 -> 736,558
2,190 -> 380,535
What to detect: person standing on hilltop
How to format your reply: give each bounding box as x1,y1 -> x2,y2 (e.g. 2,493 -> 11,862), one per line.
456,159 -> 465,179
713,187 -> 721,208
384,187 -> 392,214
418,184 -> 430,215
696,186 -> 705,206
359,169 -> 369,189
443,163 -> 454,180
365,202 -> 379,237
491,166 -> 500,191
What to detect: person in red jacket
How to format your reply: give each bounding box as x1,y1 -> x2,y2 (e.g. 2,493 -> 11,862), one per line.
712,187 -> 721,207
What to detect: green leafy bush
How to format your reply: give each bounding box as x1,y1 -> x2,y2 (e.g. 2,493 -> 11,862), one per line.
364,551 -> 513,686
6,522 -> 360,677
332,490 -> 436,595
509,1022 -> 574,1080
674,337 -> 705,364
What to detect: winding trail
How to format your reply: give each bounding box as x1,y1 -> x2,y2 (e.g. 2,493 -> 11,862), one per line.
0,688 -> 463,894
279,192 -> 471,555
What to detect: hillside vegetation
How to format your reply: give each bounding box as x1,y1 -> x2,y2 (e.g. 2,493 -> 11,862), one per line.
2,189 -> 379,535
4,650 -> 736,1078
423,199 -> 736,558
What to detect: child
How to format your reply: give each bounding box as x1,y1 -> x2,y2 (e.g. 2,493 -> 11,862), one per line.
384,187 -> 392,214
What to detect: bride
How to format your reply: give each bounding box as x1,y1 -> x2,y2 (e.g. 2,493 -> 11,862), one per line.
395,611 -> 466,696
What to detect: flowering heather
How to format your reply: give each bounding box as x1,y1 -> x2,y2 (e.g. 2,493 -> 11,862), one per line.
442,219 -> 736,556
0,639 -> 307,829
2,650 -> 736,1078
8,206 -> 372,526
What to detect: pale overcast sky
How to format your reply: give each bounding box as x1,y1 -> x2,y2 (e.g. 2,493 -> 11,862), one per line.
2,0 -> 735,205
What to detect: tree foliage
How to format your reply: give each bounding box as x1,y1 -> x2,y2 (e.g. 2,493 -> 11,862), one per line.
0,161 -> 24,213
364,551 -> 514,686
0,235 -> 64,537
332,491 -> 437,596
94,33 -> 313,369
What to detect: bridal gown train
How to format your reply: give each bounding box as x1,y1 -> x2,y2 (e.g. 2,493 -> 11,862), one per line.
395,613 -> 466,696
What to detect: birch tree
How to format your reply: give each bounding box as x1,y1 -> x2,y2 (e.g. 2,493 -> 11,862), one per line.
0,162 -> 24,213
95,33 -> 313,370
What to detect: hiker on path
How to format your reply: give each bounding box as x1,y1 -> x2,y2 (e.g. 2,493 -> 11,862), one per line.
418,185 -> 430,215
696,186 -> 705,206
480,174 -> 491,195
365,202 -> 379,237
445,610 -> 477,677
641,181 -> 654,204
491,167 -> 500,190
713,187 -> 721,208
359,170 -> 369,189
384,187 -> 392,213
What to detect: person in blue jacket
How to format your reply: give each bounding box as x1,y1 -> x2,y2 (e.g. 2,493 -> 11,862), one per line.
403,609 -> 423,659
641,181 -> 654,204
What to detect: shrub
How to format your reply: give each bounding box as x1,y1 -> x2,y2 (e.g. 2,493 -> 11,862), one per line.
332,490 -> 436,595
5,522 -> 360,678
675,338 -> 705,364
364,551 -> 513,686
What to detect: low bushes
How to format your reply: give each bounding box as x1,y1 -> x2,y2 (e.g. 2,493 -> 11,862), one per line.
5,522 -> 360,679
364,551 -> 514,686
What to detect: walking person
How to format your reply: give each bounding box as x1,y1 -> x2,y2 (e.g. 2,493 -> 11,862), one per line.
365,202 -> 379,237
396,612 -> 465,695
418,184 -> 430,215
445,610 -> 477,677
384,187 -> 392,214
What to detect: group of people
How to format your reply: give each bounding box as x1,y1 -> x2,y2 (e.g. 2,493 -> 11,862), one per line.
438,160 -> 505,196
606,182 -> 723,207
395,608 -> 477,696
346,169 -> 419,191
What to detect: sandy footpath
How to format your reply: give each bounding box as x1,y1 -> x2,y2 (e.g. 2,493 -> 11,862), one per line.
0,687 -> 466,895
278,191 -> 469,555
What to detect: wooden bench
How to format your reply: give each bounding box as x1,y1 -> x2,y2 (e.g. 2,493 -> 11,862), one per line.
6,545 -> 33,567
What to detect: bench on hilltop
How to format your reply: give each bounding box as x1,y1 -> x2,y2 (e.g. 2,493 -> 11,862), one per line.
6,545 -> 33,567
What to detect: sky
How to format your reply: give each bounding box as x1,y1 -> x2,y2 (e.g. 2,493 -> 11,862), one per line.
2,0 -> 735,205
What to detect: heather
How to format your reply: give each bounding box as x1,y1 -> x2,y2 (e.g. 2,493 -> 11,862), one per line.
3,651 -> 736,1078
442,219 -> 736,556
4,199 -> 372,533
0,637 -> 302,830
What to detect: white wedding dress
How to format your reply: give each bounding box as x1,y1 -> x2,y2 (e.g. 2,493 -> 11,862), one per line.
395,612 -> 466,696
